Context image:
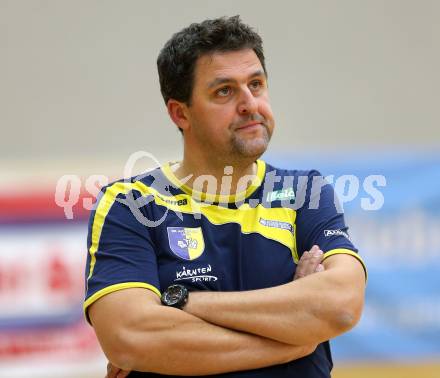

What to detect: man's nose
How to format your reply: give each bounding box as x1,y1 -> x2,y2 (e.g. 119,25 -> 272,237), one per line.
237,88 -> 258,115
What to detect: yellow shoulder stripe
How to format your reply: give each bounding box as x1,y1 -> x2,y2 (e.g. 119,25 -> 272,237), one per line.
83,282 -> 161,324
322,248 -> 368,281
87,182 -> 140,282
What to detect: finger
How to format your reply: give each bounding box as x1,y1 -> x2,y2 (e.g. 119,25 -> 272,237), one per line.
294,251 -> 310,279
303,248 -> 323,270
116,370 -> 131,378
309,245 -> 319,253
299,251 -> 311,263
310,245 -> 322,257
310,249 -> 324,268
106,363 -> 121,378
294,248 -> 323,279
108,370 -> 121,378
315,263 -> 325,272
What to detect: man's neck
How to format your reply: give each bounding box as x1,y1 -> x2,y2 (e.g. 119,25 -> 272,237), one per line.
173,153 -> 258,197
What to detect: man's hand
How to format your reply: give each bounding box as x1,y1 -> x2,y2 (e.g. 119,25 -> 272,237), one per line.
293,245 -> 324,280
106,362 -> 130,378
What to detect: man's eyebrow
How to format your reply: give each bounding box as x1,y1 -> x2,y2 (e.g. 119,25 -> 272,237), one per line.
207,70 -> 266,89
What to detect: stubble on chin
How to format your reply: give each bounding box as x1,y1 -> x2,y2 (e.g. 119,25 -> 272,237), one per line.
230,124 -> 271,158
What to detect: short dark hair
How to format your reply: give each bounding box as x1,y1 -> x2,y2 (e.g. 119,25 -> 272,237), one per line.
157,15 -> 267,106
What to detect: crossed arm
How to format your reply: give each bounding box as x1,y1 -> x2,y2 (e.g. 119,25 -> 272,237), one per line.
92,288 -> 316,376
89,247 -> 365,376
185,253 -> 366,346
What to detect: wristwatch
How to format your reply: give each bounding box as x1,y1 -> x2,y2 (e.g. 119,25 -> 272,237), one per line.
161,284 -> 189,309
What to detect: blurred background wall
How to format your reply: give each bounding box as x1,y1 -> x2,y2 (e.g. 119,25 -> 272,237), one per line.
0,1 -> 439,377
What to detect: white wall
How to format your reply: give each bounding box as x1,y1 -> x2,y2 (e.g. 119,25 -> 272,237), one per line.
1,0 -> 439,170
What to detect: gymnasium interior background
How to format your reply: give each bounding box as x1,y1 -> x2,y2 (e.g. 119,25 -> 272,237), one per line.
1,1 -> 439,377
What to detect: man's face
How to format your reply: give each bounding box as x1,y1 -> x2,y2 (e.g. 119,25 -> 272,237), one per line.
185,49 -> 275,162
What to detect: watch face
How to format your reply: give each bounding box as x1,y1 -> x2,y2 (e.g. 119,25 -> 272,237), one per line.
164,285 -> 183,306
161,284 -> 188,308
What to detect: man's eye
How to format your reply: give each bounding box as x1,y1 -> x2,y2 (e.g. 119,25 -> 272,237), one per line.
249,80 -> 262,90
217,87 -> 231,97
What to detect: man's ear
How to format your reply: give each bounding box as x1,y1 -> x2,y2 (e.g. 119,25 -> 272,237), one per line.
167,99 -> 190,133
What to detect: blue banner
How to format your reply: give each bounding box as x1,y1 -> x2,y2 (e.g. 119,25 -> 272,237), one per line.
267,151 -> 440,361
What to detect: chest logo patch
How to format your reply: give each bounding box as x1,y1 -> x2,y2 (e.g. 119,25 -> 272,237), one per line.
266,188 -> 295,202
167,227 -> 205,260
259,217 -> 294,234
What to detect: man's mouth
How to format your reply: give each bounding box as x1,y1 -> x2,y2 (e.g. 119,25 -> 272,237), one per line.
236,121 -> 264,131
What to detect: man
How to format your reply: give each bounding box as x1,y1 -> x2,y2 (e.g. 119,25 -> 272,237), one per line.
84,16 -> 366,378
